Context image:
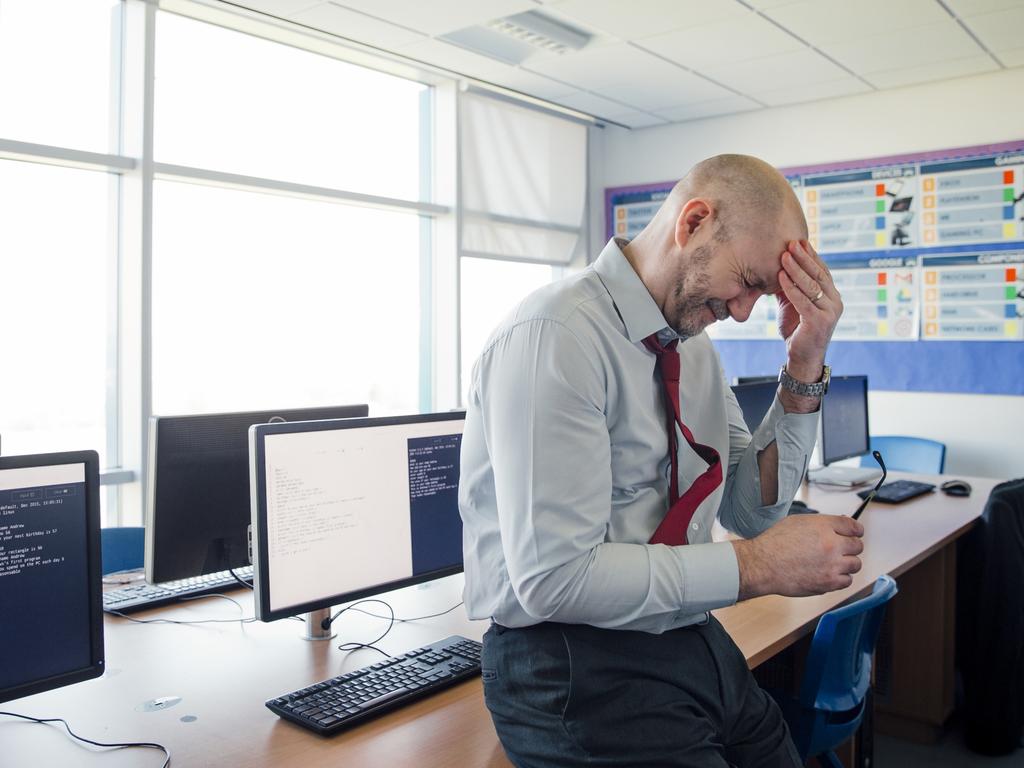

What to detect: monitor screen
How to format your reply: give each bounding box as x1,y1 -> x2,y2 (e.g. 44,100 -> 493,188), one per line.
146,404 -> 369,584
250,412 -> 465,622
730,380 -> 778,432
0,451 -> 104,704
820,375 -> 870,465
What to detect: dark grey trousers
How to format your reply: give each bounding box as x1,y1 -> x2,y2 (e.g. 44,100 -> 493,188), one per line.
481,617 -> 802,767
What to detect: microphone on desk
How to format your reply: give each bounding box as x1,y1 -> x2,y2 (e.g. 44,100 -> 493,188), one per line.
852,451 -> 886,521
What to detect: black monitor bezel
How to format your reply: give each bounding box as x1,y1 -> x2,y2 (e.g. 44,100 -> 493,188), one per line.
820,375 -> 870,465
730,379 -> 779,432
145,404 -> 369,584
250,411 -> 466,623
0,450 -> 104,704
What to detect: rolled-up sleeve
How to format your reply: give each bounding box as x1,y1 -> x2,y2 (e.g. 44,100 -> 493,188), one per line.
718,394 -> 819,538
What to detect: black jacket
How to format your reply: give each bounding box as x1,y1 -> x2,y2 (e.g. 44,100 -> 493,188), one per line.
957,478 -> 1024,755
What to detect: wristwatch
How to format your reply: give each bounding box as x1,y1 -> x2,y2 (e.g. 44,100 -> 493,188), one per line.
778,364 -> 831,397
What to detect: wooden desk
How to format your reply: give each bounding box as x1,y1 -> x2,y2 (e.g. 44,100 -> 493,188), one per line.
3,474 -> 994,766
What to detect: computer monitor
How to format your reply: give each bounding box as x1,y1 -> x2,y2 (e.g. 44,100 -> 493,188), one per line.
820,375 -> 870,465
249,411 -> 465,630
731,380 -> 778,432
0,451 -> 104,704
145,404 -> 369,584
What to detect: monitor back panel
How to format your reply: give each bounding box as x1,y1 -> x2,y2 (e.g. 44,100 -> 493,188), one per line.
146,404 -> 368,584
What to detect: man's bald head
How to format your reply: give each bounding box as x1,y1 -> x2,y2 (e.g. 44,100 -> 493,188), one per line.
665,154 -> 806,241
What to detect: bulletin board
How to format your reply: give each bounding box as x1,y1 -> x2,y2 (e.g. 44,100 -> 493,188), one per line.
604,140 -> 1024,395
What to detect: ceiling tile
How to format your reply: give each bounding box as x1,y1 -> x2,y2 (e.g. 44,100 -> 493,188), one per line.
821,20 -> 985,73
745,0 -> 806,7
603,109 -> 670,129
636,12 -> 805,70
699,48 -> 853,94
943,0 -> 1024,18
960,6 -> 1024,51
865,54 -> 1000,89
290,3 -> 427,48
999,47 -> 1024,66
234,0 -> 323,16
520,40 -> 688,92
553,90 -> 637,116
399,38 -> 528,81
750,76 -> 872,106
654,95 -> 761,122
542,0 -> 749,41
330,0 -> 536,36
598,70 -> 735,111
762,0 -> 949,46
488,69 -> 581,100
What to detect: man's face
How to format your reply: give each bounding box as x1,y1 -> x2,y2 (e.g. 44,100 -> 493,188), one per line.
667,218 -> 794,338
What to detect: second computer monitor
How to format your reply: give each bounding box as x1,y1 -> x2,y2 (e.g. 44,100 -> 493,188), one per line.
820,375 -> 870,465
146,404 -> 369,584
249,411 -> 465,623
731,380 -> 778,432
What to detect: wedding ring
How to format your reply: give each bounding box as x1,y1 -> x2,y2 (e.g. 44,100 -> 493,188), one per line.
811,288 -> 824,303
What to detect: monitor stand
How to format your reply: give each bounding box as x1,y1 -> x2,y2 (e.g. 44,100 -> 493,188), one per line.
808,464 -> 883,487
301,608 -> 336,641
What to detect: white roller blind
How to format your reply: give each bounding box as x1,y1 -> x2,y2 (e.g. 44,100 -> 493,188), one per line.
460,92 -> 587,265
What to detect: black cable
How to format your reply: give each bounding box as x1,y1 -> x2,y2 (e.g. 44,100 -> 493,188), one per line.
0,711 -> 170,767
348,601 -> 464,623
228,568 -> 253,590
330,599 -> 397,654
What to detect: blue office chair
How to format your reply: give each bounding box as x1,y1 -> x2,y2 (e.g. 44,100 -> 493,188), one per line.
859,435 -> 945,474
773,575 -> 898,767
100,526 -> 145,575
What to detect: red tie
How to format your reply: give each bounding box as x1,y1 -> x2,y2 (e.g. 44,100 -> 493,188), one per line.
643,334 -> 723,546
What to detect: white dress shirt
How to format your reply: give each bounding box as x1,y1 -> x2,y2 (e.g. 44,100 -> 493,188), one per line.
459,239 -> 819,633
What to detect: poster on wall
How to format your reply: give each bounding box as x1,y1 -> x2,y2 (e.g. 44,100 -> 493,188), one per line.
605,140 -> 1024,344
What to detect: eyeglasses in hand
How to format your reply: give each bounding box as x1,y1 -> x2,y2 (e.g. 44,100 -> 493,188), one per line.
852,451 -> 887,521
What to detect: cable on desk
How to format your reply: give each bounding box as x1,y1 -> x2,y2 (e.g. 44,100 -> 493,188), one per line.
0,711 -> 171,768
327,599 -> 466,658
107,593 -> 258,625
228,567 -> 253,590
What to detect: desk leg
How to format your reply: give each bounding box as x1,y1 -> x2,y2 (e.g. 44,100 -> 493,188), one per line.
875,543 -> 956,743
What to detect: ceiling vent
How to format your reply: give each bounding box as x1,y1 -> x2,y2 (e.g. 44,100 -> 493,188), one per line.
440,11 -> 591,66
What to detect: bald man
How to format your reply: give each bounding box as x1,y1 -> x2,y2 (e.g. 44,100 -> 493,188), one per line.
459,154 -> 862,767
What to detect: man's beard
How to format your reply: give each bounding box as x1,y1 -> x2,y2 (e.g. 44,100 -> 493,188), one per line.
670,243 -> 730,338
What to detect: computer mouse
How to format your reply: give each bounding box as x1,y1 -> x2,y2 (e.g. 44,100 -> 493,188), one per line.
940,480 -> 972,497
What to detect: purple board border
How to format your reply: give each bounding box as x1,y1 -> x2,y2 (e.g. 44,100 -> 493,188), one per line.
605,139 -> 1024,240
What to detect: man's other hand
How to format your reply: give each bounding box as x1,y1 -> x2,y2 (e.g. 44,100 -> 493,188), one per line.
732,513 -> 865,600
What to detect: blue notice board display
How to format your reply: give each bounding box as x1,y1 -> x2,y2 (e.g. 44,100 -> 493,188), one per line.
604,140 -> 1024,395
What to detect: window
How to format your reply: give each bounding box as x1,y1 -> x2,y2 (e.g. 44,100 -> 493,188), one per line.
155,12 -> 428,200
0,0 -> 119,152
460,258 -> 555,400
152,181 -> 423,416
0,161 -> 112,463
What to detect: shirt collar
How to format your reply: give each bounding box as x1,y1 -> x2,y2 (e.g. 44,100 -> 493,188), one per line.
592,238 -> 678,344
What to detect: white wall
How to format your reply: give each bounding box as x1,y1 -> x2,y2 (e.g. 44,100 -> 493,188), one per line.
595,67 -> 1024,480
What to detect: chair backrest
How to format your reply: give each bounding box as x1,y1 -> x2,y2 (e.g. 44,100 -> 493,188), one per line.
860,435 -> 946,474
792,575 -> 898,761
101,526 -> 145,575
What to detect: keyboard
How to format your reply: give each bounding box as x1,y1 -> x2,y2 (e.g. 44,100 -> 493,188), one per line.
102,566 -> 254,613
859,479 -> 936,504
267,635 -> 482,736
